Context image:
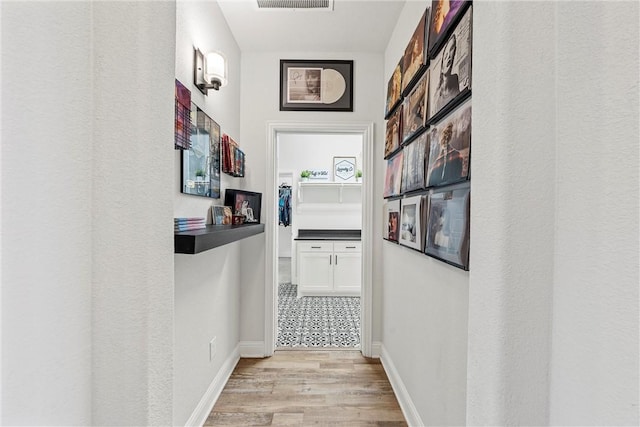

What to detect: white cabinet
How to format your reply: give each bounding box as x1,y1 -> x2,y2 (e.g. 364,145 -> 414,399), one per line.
297,240 -> 361,297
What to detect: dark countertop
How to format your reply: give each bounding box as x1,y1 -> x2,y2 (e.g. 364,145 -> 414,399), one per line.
294,229 -> 361,241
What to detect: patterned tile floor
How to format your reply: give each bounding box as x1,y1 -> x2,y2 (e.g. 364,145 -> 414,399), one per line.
277,283 -> 360,349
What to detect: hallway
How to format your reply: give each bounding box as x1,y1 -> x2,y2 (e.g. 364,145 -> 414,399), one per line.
205,350 -> 406,426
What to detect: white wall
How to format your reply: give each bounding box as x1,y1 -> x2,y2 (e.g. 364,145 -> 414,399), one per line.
238,51 -> 385,345
1,3 -> 93,424
381,2 -> 469,425
173,1 -> 244,425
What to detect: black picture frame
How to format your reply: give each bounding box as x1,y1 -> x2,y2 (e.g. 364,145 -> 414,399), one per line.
425,181 -> 470,270
279,60 -> 353,112
224,189 -> 262,224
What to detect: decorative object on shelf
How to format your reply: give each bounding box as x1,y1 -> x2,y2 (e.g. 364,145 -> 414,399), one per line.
221,133 -> 245,177
428,0 -> 471,58
174,79 -> 191,150
383,150 -> 404,198
384,105 -> 403,159
401,130 -> 429,193
401,8 -> 430,95
425,181 -> 470,270
385,58 -> 403,119
333,156 -> 357,182
383,199 -> 401,242
308,169 -> 330,181
399,194 -> 428,251
355,169 -> 363,182
279,59 -> 353,112
426,98 -> 471,188
224,189 -> 262,223
181,103 -> 221,198
193,48 -> 228,94
174,217 -> 206,232
402,70 -> 429,143
300,170 -> 311,182
428,6 -> 472,123
232,215 -> 245,225
211,205 -> 232,225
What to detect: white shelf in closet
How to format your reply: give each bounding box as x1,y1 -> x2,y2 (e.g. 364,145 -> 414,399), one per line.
297,181 -> 361,204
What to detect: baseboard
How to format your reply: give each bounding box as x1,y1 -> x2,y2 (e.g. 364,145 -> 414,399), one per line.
239,341 -> 265,358
379,344 -> 424,427
371,341 -> 382,358
184,344 -> 240,427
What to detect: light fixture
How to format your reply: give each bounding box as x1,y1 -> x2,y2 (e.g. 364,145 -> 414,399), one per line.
194,48 -> 227,95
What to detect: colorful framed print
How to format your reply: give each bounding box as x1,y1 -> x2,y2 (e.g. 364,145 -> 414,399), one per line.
383,150 -> 404,198
401,131 -> 429,193
426,98 -> 471,188
402,70 -> 429,143
383,199 -> 401,242
425,181 -> 470,270
174,79 -> 191,150
385,106 -> 403,159
280,60 -> 353,111
427,0 -> 471,58
402,8 -> 430,95
224,189 -> 262,224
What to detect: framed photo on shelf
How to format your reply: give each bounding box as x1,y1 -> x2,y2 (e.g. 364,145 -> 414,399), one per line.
402,7 -> 430,95
383,150 -> 404,198
401,131 -> 429,193
224,189 -> 262,224
426,98 -> 471,188
384,106 -> 403,159
383,199 -> 401,242
427,0 -> 471,58
385,59 -> 403,118
425,181 -> 470,270
181,103 -> 221,199
333,156 -> 357,182
399,194 -> 427,251
428,6 -> 472,122
279,60 -> 353,112
211,205 -> 233,225
402,70 -> 429,143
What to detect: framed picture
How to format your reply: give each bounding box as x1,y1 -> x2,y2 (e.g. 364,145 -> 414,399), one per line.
384,106 -> 403,159
402,70 -> 429,143
384,58 -> 403,118
401,8 -> 430,95
426,98 -> 471,188
383,199 -> 401,242
279,60 -> 353,111
425,181 -> 470,270
427,0 -> 471,58
181,103 -> 221,199
174,79 -> 191,150
401,131 -> 429,194
383,150 -> 404,198
224,189 -> 262,224
211,205 -> 232,225
399,194 -> 427,251
333,156 -> 357,182
428,6 -> 472,122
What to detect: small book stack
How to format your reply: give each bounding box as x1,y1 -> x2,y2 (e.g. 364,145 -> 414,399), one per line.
174,217 -> 206,232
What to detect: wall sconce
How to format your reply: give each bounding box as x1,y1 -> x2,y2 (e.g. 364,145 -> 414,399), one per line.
193,48 -> 227,95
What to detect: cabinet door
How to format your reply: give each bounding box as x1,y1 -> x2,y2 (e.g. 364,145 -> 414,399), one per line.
333,252 -> 361,295
298,251 -> 333,295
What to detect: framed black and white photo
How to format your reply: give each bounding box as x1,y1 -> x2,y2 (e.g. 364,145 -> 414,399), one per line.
426,98 -> 471,188
280,60 -> 353,112
428,6 -> 472,122
333,156 -> 356,182
401,131 -> 429,193
402,8 -> 430,96
425,182 -> 470,270
402,70 -> 429,143
399,195 -> 427,251
383,199 -> 401,243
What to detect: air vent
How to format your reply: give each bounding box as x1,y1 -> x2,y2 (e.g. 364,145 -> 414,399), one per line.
256,0 -> 334,10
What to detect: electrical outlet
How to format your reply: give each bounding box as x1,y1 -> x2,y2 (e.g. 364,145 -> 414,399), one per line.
209,337 -> 217,362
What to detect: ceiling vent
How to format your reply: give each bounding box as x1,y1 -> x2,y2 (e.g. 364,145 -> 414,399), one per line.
256,0 -> 334,10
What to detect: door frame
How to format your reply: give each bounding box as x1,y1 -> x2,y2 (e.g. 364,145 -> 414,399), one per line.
264,121 -> 374,357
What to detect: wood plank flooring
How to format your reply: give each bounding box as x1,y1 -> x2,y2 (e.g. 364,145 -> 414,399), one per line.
205,350 -> 407,426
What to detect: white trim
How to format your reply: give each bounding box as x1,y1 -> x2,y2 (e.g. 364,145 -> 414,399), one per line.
371,341 -> 383,358
379,344 -> 424,427
184,344 -> 240,427
265,121 -> 375,357
239,341 -> 266,358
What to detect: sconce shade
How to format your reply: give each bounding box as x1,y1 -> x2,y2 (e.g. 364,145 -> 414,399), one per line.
194,48 -> 227,94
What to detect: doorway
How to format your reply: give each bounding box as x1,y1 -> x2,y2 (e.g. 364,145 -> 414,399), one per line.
265,122 -> 374,357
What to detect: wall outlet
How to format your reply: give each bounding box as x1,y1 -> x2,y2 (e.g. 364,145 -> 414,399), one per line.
209,337 -> 217,362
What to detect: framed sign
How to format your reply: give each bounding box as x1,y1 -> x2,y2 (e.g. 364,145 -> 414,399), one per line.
280,60 -> 353,112
333,156 -> 356,182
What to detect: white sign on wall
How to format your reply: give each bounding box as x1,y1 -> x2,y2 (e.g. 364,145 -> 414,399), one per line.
333,156 -> 356,182
308,169 -> 330,180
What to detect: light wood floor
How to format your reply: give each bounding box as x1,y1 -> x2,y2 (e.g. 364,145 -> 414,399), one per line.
205,350 -> 407,426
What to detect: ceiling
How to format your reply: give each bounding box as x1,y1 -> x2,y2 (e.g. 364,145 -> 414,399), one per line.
217,0 -> 406,53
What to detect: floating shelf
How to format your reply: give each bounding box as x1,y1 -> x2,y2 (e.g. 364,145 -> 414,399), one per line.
174,223 -> 265,254
297,181 -> 361,203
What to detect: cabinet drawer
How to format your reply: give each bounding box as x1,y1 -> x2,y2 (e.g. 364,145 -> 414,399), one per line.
333,241 -> 361,252
297,241 -> 333,252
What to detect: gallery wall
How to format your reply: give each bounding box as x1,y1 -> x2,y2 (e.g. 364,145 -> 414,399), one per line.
173,1 -> 244,425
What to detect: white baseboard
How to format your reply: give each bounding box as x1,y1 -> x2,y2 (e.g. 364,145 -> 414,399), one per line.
379,344 -> 424,427
371,341 -> 382,358
239,341 -> 266,358
184,344 -> 240,427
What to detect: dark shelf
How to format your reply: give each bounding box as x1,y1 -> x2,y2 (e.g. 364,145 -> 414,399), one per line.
175,223 -> 265,254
